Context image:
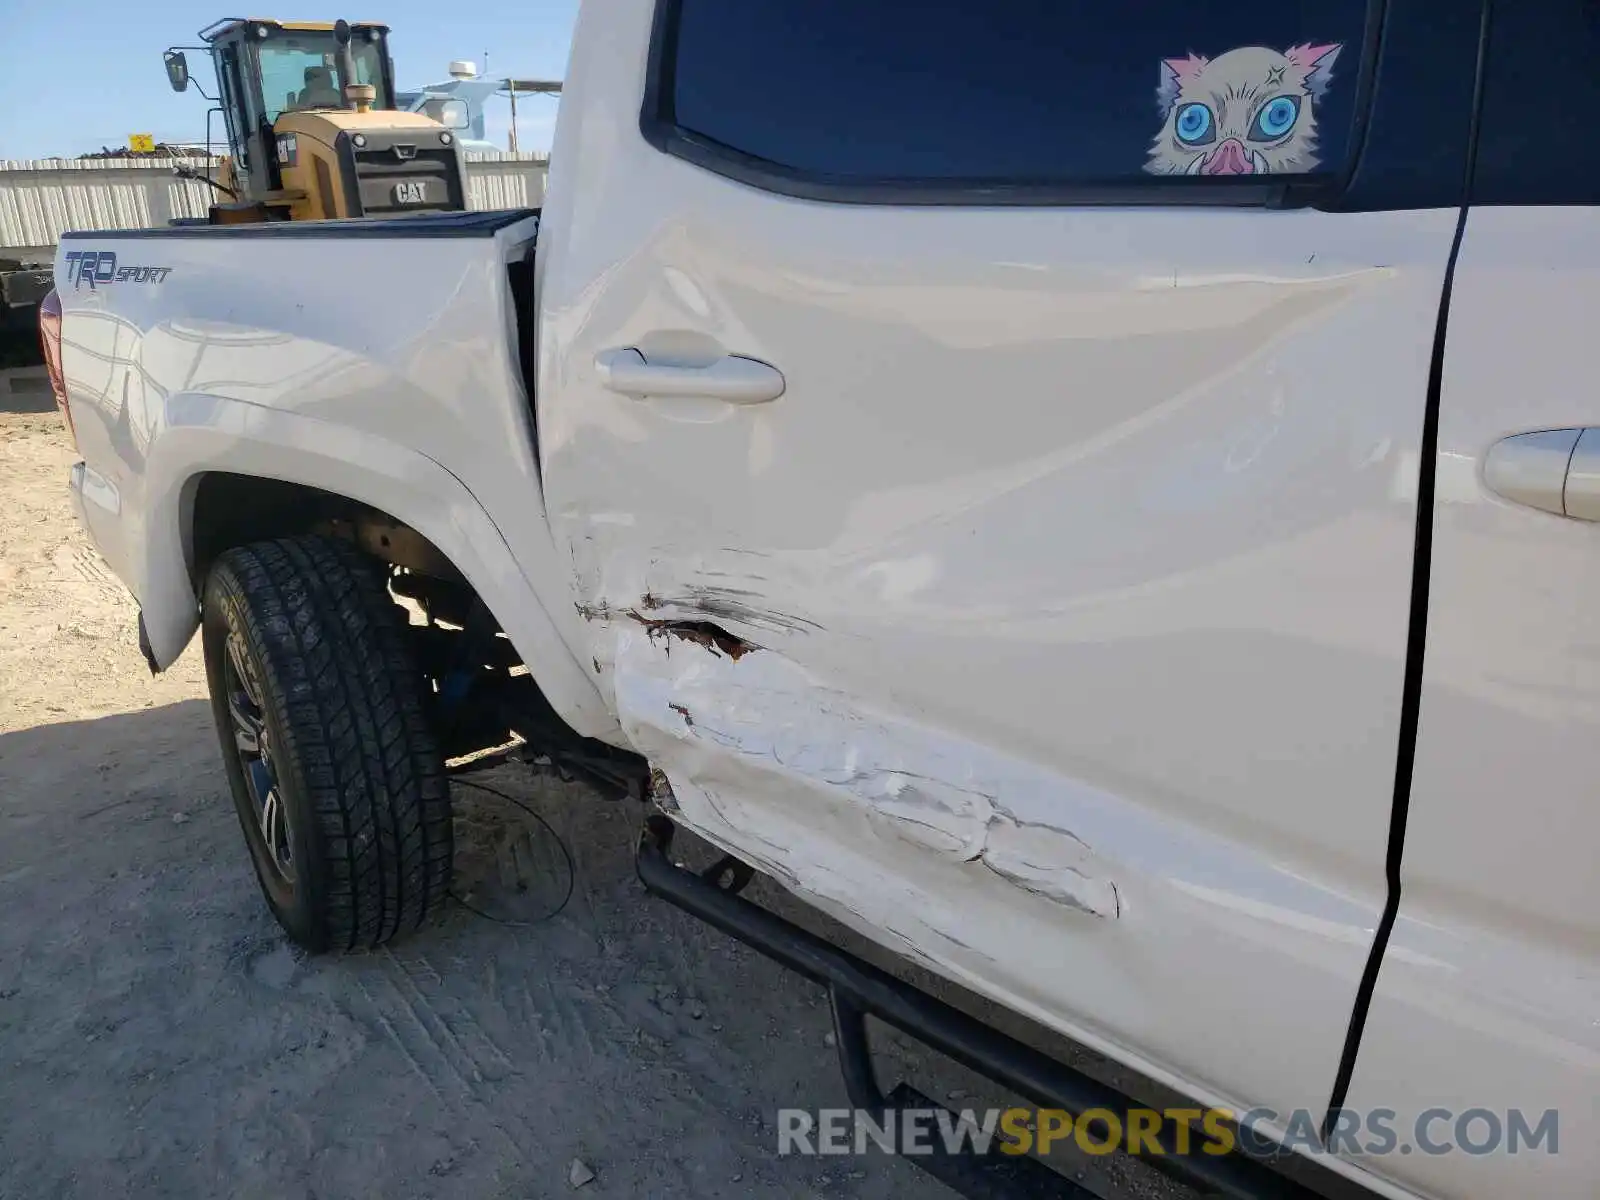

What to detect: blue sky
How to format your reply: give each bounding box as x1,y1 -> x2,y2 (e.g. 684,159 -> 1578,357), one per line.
0,0 -> 578,161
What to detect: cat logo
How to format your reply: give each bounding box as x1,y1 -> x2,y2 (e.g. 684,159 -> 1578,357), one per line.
393,180 -> 428,205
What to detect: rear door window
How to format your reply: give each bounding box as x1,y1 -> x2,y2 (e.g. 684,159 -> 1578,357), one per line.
653,0 -> 1371,190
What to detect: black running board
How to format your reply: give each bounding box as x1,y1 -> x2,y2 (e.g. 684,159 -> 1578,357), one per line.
636,816 -> 1345,1200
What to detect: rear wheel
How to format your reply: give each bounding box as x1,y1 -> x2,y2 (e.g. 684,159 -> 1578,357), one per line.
201,535 -> 453,952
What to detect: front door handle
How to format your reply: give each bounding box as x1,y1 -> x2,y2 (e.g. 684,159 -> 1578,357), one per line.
1483,427 -> 1600,520
594,348 -> 785,405
1483,429 -> 1582,518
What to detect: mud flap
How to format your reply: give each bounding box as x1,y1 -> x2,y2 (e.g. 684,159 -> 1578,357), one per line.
137,612 -> 159,675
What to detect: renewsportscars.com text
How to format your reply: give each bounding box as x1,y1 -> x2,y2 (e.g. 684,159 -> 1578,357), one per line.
777,1105 -> 1559,1160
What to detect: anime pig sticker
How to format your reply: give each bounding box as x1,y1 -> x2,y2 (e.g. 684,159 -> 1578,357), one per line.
1145,43 -> 1341,175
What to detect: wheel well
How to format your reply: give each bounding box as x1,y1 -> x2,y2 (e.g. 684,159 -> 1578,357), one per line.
185,473 -> 648,795
188,473 -> 459,584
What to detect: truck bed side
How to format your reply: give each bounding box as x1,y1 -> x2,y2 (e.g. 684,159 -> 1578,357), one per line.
53,210 -> 617,740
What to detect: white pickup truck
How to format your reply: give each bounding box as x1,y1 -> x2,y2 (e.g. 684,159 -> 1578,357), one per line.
40,2 -> 1599,1198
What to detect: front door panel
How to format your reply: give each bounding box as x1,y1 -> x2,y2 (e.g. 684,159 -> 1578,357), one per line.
1339,203 -> 1600,1200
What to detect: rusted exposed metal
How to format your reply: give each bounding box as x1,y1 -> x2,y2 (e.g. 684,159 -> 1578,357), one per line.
576,599 -> 760,660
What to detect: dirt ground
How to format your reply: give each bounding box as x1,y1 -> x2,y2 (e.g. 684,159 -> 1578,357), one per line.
0,400 -> 1194,1200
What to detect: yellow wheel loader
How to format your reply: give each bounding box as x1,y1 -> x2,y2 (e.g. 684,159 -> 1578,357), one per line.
163,18 -> 468,223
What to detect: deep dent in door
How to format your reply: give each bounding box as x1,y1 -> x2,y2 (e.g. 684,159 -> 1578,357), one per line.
580,595 -> 1122,926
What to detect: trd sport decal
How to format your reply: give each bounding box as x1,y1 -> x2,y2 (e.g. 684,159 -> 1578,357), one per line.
62,251 -> 173,290
1145,43 -> 1342,176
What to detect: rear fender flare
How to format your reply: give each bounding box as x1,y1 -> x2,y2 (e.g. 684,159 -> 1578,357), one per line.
139,391 -> 619,740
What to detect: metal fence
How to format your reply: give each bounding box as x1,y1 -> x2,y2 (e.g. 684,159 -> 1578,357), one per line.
0,152 -> 549,260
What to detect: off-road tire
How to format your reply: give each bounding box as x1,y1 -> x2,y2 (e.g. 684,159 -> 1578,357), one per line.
201,535 -> 453,952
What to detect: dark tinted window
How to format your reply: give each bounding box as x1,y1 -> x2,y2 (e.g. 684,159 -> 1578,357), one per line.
658,0 -> 1369,188
1471,3 -> 1600,205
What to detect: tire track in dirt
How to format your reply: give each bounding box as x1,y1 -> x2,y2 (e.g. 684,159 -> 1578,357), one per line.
349,965 -> 539,1166
350,933 -> 655,1174
351,975 -> 449,1102
384,948 -> 516,1081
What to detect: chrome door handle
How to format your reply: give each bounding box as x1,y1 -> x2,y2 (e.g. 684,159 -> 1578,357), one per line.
594,348 -> 785,404
1484,427 -> 1600,520
1565,429 -> 1600,520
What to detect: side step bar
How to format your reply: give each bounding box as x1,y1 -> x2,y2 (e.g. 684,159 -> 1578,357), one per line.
636,816 -> 1342,1200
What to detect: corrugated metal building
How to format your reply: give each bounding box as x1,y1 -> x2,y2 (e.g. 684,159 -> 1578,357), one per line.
0,152 -> 549,261
461,152 -> 551,213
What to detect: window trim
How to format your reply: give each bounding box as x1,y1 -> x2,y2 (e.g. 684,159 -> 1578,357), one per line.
638,0 -> 1386,209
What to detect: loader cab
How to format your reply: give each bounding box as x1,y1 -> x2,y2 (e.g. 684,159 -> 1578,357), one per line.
203,18 -> 396,205
167,18 -> 465,222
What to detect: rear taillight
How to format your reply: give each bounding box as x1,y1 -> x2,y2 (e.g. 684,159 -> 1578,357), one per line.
37,289 -> 74,445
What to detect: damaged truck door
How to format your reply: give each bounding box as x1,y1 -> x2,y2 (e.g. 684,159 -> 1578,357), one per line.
536,0 -> 1474,1128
